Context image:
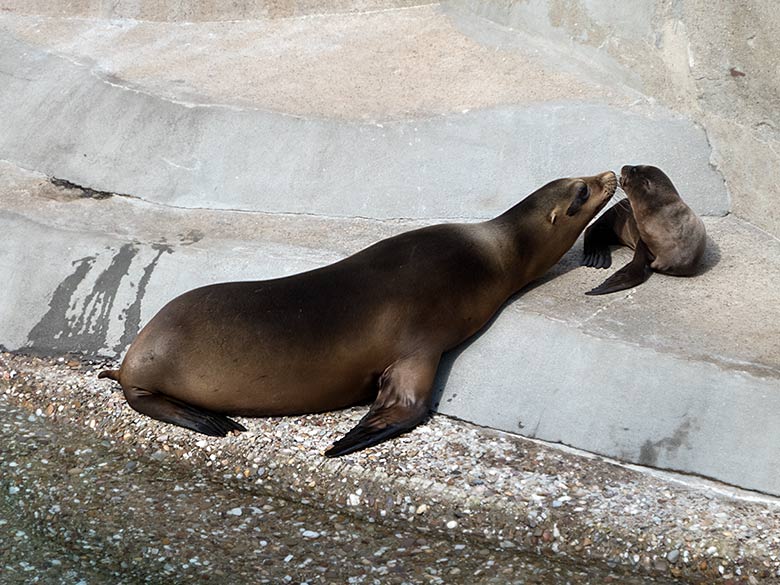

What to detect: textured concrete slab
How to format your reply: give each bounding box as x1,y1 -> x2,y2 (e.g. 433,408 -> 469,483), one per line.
436,312 -> 780,495
1,9 -> 617,118
0,2 -> 775,497
0,0 -> 437,20
0,14 -> 729,219
1,162 -> 778,495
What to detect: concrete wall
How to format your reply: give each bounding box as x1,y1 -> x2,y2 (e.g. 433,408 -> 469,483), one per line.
452,0 -> 780,238
0,0 -> 435,20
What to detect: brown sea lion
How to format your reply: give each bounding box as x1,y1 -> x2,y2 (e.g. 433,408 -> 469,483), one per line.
581,165 -> 706,295
99,171 -> 617,457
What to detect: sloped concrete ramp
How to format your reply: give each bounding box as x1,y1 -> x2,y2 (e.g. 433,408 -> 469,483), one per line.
1,3 -> 778,496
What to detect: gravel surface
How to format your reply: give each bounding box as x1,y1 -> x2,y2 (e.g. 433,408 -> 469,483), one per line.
2,352 -> 779,584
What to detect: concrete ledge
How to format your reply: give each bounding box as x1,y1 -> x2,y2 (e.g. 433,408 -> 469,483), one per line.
1,162 -> 778,495
437,311 -> 780,495
0,19 -> 728,219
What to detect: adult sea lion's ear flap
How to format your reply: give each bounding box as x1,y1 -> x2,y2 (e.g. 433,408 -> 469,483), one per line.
323,354 -> 438,457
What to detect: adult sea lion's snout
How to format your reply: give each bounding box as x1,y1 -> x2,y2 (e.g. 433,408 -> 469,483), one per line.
599,169 -> 617,201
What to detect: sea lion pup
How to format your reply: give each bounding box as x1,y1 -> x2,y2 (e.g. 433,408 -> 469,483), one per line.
581,164 -> 706,295
100,171 -> 617,457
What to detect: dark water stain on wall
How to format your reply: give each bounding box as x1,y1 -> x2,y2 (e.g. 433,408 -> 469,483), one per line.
638,418 -> 694,467
26,254 -> 96,352
26,244 -> 138,355
114,243 -> 172,355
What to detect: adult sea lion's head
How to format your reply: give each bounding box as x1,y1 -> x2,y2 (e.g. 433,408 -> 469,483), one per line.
532,170 -> 617,240
503,170 -> 617,279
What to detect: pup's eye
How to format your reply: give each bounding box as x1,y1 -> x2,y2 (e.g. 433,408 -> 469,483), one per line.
577,184 -> 589,201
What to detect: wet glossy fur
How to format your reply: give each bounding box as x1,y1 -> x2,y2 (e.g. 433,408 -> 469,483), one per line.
101,171 -> 617,456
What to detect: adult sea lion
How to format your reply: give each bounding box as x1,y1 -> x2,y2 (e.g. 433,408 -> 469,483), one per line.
581,165 -> 706,295
100,171 -> 617,457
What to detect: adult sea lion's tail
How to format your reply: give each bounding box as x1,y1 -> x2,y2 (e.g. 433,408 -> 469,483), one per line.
98,369 -> 120,381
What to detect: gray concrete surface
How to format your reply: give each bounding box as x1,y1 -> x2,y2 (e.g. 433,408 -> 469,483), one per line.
0,2 -> 778,498
1,161 -> 778,497
0,0 -> 437,20
449,0 -> 780,237
0,11 -> 728,219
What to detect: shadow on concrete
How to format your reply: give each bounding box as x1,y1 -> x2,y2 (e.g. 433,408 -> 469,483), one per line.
698,234 -> 722,275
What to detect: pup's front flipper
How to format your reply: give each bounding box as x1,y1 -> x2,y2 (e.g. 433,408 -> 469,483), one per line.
324,353 -> 440,457
586,239 -> 653,295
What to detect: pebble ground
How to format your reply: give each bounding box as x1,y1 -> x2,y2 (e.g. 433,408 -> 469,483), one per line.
1,352 -> 779,584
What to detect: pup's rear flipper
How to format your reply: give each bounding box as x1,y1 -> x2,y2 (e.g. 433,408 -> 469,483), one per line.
123,386 -> 246,437
324,353 -> 439,458
586,239 -> 653,295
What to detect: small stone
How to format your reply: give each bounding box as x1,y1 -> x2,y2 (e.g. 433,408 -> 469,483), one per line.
347,494 -> 360,506
226,507 -> 243,516
301,530 -> 320,538
8,486 -> 19,495
446,520 -> 457,529
151,450 -> 167,461
706,546 -> 718,556
415,504 -> 428,515
667,550 -> 680,564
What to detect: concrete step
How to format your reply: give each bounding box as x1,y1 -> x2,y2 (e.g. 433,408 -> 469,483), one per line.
2,160 -> 778,497
0,8 -> 727,219
0,4 -> 777,496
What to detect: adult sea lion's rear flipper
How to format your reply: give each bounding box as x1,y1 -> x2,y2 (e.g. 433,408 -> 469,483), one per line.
586,239 -> 653,296
123,386 -> 247,437
324,354 -> 440,458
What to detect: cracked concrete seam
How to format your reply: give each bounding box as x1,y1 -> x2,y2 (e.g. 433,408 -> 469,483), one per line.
43,174 -> 480,225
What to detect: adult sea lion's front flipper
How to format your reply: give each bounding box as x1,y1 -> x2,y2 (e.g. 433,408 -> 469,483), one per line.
581,199 -> 635,269
586,239 -> 653,296
324,354 -> 440,458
